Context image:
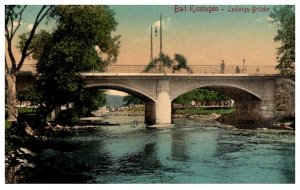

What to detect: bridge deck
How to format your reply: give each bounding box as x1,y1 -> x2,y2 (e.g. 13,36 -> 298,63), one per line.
82,73 -> 280,77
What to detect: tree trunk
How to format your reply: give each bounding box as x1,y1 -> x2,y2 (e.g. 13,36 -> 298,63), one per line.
6,73 -> 18,121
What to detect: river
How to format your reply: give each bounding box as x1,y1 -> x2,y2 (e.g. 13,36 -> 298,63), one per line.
24,113 -> 295,184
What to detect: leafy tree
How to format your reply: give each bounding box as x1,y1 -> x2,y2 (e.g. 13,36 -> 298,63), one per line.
173,89 -> 230,106
17,85 -> 41,106
144,53 -> 192,73
144,53 -> 172,72
5,5 -> 53,121
123,95 -> 143,106
173,54 -> 192,73
74,89 -> 107,116
269,5 -> 295,75
27,5 -> 120,123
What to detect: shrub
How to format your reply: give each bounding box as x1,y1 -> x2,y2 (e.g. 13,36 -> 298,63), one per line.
55,109 -> 80,126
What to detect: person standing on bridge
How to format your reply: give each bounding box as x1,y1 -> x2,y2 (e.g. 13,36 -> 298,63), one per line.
220,60 -> 225,74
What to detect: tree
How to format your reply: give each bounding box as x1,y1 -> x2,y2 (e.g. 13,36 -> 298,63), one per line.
74,89 -> 107,117
17,85 -> 41,106
123,95 -> 143,106
173,89 -> 230,106
5,5 -> 53,121
144,53 -> 192,73
269,5 -> 295,75
172,54 -> 192,73
31,6 -> 120,122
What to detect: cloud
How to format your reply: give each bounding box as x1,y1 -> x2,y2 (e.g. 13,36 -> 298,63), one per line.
7,21 -> 24,32
266,16 -> 274,22
152,17 -> 171,30
13,21 -> 21,27
27,23 -> 33,30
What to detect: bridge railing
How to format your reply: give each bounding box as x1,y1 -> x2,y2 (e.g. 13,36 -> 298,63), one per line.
18,64 -> 279,75
104,64 -> 279,75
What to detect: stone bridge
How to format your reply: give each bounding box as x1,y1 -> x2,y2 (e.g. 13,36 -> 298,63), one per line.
82,73 -> 295,125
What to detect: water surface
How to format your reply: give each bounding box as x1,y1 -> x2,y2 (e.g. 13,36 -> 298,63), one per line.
29,114 -> 295,183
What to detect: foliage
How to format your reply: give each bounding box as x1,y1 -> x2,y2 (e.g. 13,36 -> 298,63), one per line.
269,5 -> 295,75
5,120 -> 12,131
55,108 -> 80,126
173,54 -> 192,73
25,5 -> 120,124
144,53 -> 192,73
123,95 -> 143,105
19,30 -> 53,61
74,89 -> 107,116
175,107 -> 234,115
17,85 -> 41,106
279,117 -> 295,128
18,107 -> 37,114
173,89 -> 230,106
144,59 -> 160,72
5,122 -> 29,152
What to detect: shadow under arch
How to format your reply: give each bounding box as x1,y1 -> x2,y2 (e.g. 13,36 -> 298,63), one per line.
84,83 -> 156,102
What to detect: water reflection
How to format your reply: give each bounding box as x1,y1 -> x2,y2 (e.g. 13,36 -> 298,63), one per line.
214,132 -> 246,160
171,130 -> 190,162
118,143 -> 162,174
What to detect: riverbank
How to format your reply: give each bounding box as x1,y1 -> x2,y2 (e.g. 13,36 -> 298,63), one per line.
172,107 -> 294,130
173,107 -> 234,121
5,121 -> 104,183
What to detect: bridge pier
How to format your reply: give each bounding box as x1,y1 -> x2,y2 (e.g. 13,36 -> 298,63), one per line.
145,80 -> 172,125
235,100 -> 275,123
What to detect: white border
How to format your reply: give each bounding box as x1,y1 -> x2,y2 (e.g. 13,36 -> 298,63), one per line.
1,0 -> 298,190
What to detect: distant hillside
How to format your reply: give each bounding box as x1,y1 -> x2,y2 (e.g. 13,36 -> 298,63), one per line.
105,94 -> 125,107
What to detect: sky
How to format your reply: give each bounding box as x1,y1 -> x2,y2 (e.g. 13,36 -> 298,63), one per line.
111,5 -> 279,67
8,5 -> 280,67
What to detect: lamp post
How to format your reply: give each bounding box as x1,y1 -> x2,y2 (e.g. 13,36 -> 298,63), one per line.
242,59 -> 245,73
151,14 -> 163,72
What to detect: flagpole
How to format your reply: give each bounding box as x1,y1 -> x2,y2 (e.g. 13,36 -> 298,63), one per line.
160,14 -> 162,56
150,26 -> 153,62
159,14 -> 162,72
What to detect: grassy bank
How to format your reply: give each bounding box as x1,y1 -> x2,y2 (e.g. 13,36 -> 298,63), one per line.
18,107 -> 37,114
5,120 -> 12,131
174,107 -> 234,116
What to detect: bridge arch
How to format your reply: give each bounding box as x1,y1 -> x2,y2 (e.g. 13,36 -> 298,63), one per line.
171,83 -> 263,102
84,83 -> 156,102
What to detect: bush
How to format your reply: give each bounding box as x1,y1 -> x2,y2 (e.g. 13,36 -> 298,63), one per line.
55,109 -> 80,126
17,108 -> 39,129
5,122 -> 28,152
